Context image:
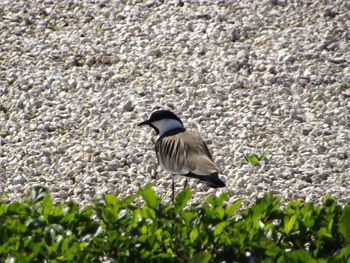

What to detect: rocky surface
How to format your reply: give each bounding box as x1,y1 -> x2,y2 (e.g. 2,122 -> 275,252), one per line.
1,0 -> 349,207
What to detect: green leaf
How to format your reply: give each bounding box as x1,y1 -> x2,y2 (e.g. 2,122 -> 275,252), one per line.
42,194 -> 54,221
7,202 -> 27,216
104,194 -> 121,210
174,188 -> 192,213
282,249 -> 315,262
61,205 -> 79,226
45,227 -> 56,245
26,216 -> 45,229
317,227 -> 332,239
214,222 -> 227,237
214,207 -> 225,220
261,238 -> 281,257
216,192 -> 229,206
226,199 -> 241,217
284,214 -> 297,235
245,153 -> 260,166
31,186 -> 49,204
339,204 -> 350,242
0,203 -> 7,215
122,194 -> 137,207
64,242 -> 80,261
331,244 -> 350,261
138,185 -> 159,210
80,206 -> 94,220
7,202 -> 21,213
6,236 -> 20,251
141,207 -> 156,220
140,225 -> 147,234
182,211 -> 197,225
150,252 -> 173,259
205,192 -> 228,210
102,208 -> 119,224
132,209 -> 142,227
31,241 -> 45,255
101,195 -> 121,223
190,228 -> 199,242
42,194 -> 53,210
193,251 -> 212,263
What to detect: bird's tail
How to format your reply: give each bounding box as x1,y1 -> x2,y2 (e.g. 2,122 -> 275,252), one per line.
203,176 -> 226,188
184,172 -> 226,188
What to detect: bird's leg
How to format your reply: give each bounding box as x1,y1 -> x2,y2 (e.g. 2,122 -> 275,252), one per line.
172,175 -> 175,204
183,179 -> 188,189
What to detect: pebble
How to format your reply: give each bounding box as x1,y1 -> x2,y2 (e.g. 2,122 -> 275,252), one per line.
302,126 -> 313,136
336,152 -> 348,160
13,175 -> 27,185
122,100 -> 134,112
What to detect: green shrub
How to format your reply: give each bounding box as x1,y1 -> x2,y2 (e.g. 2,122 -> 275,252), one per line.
0,186 -> 349,262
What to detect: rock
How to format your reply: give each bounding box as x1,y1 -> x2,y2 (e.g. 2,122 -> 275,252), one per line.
336,152 -> 348,160
122,100 -> 134,112
290,112 -> 304,122
13,175 -> 27,185
302,126 -> 313,136
270,0 -> 287,6
304,112 -> 315,122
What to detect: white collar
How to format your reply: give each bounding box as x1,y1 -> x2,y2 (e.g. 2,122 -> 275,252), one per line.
153,119 -> 183,138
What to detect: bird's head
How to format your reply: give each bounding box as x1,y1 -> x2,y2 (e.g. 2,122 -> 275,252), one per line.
138,110 -> 184,136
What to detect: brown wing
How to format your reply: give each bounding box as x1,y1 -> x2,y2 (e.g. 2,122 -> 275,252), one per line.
157,130 -> 218,175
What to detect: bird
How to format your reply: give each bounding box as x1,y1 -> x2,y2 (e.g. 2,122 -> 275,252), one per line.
138,109 -> 226,202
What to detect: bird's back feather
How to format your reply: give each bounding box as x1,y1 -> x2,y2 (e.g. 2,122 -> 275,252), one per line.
155,129 -> 225,188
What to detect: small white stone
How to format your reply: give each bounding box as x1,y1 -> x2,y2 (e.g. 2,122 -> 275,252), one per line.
13,176 -> 27,185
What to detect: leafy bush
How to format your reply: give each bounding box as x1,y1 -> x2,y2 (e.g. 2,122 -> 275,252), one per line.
0,186 -> 350,262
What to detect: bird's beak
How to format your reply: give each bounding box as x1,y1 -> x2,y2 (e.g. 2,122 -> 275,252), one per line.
137,120 -> 150,126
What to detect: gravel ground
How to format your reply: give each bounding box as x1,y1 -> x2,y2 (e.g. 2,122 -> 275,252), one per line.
1,0 -> 349,208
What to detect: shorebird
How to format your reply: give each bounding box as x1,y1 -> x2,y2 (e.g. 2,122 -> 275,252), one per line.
138,110 -> 225,201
